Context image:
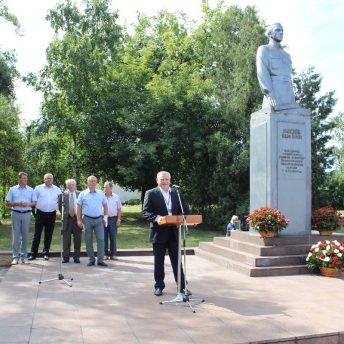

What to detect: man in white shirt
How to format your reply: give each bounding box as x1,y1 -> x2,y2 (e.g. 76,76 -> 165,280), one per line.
58,179 -> 81,263
28,173 -> 61,260
103,181 -> 122,260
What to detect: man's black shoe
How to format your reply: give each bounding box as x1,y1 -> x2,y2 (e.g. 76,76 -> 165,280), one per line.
28,256 -> 36,261
62,258 -> 69,263
97,262 -> 108,267
182,289 -> 192,296
74,259 -> 80,263
154,288 -> 163,296
43,255 -> 49,260
87,261 -> 95,266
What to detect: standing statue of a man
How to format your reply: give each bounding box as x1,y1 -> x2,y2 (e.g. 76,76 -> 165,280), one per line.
257,23 -> 297,110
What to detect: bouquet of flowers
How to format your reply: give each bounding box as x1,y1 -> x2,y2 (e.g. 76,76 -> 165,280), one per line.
306,240 -> 344,270
311,206 -> 343,231
246,206 -> 289,233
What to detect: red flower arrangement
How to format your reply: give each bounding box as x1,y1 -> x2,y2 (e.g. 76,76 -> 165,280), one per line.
306,240 -> 344,270
311,206 -> 343,231
246,206 -> 289,233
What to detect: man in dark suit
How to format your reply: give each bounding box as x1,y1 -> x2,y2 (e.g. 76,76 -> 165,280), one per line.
58,179 -> 82,263
142,171 -> 192,297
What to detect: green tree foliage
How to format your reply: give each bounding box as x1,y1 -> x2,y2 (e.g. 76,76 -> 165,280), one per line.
0,2 -> 22,217
317,171 -> 344,210
22,1 -> 337,231
0,0 -> 21,97
293,67 -> 337,209
110,10 -> 215,200
24,0 -> 123,185
110,4 -> 267,229
0,48 -> 19,97
0,96 -> 24,218
320,112 -> 344,209
0,0 -> 21,33
24,1 -> 268,229
186,3 -> 266,227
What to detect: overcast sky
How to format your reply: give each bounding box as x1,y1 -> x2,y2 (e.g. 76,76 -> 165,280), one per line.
1,0 -> 343,123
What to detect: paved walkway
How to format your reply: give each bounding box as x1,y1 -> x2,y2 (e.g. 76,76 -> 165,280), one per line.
1,255 -> 344,344
0,266 -> 9,283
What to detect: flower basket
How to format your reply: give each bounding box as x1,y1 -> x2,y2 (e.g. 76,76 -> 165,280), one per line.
259,231 -> 275,238
318,230 -> 334,236
306,240 -> 344,274
246,206 -> 289,235
311,206 -> 343,233
319,267 -> 342,277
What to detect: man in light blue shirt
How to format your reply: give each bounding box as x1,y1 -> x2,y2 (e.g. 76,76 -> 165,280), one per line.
77,175 -> 108,267
6,172 -> 37,265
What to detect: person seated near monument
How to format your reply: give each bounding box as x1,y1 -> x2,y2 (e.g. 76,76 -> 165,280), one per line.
226,215 -> 238,237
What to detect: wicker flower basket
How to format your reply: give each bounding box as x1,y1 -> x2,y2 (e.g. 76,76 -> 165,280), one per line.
318,230 -> 333,236
319,267 -> 342,277
259,231 -> 275,238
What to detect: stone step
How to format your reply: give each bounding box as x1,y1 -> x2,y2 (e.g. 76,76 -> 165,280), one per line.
195,231 -> 344,277
229,230 -> 344,245
199,242 -> 306,267
213,237 -> 311,256
194,248 -> 312,277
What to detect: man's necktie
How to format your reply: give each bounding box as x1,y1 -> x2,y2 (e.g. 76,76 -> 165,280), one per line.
69,193 -> 75,217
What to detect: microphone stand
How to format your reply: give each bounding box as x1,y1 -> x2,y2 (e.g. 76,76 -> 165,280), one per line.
39,189 -> 73,287
160,186 -> 204,313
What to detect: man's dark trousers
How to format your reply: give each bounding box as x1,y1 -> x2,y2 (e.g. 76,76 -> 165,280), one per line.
63,215 -> 81,260
153,226 -> 186,292
30,209 -> 56,257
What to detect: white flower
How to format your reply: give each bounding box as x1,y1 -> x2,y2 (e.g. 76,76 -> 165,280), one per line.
324,257 -> 330,262
322,250 -> 327,254
338,253 -> 343,257
315,248 -> 319,252
326,245 -> 330,250
334,249 -> 339,253
326,240 -> 331,244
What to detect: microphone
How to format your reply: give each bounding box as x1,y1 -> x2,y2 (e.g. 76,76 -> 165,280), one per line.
172,185 -> 180,189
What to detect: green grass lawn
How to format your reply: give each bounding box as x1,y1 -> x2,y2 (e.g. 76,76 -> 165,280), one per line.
0,205 -> 222,252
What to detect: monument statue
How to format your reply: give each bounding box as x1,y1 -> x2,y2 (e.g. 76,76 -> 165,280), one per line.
250,22 -> 311,236
256,23 -> 297,111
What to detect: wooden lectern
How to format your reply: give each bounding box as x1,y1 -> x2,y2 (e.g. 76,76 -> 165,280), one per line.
158,215 -> 202,226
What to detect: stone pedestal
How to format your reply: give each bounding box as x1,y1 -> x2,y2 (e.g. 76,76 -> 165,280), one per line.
250,106 -> 311,236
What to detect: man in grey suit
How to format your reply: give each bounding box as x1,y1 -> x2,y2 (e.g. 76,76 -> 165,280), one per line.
58,179 -> 82,263
142,171 -> 192,297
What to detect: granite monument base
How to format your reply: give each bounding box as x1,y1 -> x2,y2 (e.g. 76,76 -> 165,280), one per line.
250,106 -> 311,236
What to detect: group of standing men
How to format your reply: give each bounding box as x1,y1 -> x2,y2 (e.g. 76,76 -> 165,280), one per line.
5,173 -> 122,267
6,170 -> 192,297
